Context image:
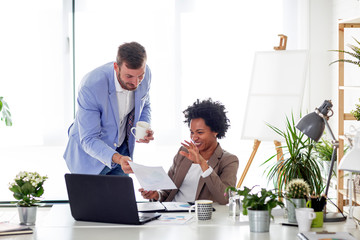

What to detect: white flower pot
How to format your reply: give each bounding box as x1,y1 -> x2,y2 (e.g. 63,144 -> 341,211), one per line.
17,205 -> 38,225
248,209 -> 270,232
286,198 -> 306,223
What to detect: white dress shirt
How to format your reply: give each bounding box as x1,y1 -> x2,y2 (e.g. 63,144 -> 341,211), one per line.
114,70 -> 134,147
173,163 -> 213,202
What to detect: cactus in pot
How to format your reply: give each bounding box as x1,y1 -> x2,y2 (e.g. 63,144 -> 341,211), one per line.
285,179 -> 310,223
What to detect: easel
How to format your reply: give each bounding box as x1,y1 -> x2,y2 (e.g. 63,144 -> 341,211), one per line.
236,140 -> 284,188
274,34 -> 287,50
236,34 -> 288,189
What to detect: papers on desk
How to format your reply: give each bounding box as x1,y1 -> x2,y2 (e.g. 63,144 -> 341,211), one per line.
129,162 -> 177,191
0,222 -> 33,236
297,231 -> 357,240
137,202 -> 191,212
146,214 -> 194,225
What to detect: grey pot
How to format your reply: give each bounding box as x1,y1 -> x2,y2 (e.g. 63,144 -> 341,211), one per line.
17,205 -> 38,225
248,209 -> 270,232
286,198 -> 306,223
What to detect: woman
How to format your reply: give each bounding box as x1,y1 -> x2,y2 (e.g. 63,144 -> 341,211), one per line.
140,98 -> 239,204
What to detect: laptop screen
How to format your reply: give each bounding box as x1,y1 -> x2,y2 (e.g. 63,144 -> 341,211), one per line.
65,173 -> 159,224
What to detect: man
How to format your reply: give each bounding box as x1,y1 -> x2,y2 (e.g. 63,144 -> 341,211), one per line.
64,42 -> 154,175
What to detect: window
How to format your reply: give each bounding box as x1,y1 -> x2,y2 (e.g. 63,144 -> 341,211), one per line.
0,0 -> 287,202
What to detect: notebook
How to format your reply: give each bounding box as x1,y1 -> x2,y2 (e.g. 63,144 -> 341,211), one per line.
64,173 -> 161,225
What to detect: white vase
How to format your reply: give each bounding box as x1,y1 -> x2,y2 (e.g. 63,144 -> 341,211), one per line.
286,198 -> 306,223
17,205 -> 38,225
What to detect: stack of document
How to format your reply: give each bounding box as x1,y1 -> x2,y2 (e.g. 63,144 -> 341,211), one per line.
297,231 -> 357,240
137,202 -> 191,212
0,222 -> 33,236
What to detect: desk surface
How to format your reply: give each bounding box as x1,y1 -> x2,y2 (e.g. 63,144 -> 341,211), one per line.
1,204 -> 359,240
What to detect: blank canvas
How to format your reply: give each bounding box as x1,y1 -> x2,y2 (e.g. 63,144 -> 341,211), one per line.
241,50 -> 309,141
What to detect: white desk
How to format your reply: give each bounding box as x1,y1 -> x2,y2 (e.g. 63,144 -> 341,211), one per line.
1,204 -> 360,240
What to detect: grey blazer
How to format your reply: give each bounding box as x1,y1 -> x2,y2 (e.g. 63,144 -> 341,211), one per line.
160,144 -> 239,205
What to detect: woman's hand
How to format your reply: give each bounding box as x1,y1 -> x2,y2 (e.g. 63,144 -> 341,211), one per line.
180,140 -> 209,171
139,188 -> 159,201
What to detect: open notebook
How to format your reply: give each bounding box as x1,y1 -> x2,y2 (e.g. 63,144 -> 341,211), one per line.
137,202 -> 192,212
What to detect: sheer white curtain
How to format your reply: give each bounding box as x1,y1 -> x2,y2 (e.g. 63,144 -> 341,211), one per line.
74,0 -> 284,197
0,0 -> 72,201
0,0 -> 294,202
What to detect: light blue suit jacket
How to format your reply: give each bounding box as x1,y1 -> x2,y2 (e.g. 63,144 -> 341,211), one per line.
63,62 -> 151,174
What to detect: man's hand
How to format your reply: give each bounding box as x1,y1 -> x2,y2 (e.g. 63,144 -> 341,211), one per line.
112,153 -> 133,174
137,129 -> 154,143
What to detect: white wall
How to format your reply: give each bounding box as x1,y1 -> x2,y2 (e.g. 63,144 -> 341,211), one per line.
309,0 -> 360,134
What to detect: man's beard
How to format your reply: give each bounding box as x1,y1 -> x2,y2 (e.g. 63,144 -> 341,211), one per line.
117,73 -> 137,91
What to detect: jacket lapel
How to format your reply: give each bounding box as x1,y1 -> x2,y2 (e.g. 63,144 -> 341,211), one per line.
195,144 -> 223,199
108,66 -> 120,130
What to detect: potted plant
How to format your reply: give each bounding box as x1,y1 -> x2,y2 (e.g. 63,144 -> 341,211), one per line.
9,171 -> 48,225
350,98 -> 360,121
315,136 -> 348,179
0,96 -> 12,126
329,37 -> 360,68
329,37 -> 360,120
225,186 -> 284,232
263,113 -> 324,196
284,179 -> 310,223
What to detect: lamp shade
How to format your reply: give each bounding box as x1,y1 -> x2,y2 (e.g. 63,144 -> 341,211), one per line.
296,112 -> 325,142
339,132 -> 360,173
296,100 -> 333,142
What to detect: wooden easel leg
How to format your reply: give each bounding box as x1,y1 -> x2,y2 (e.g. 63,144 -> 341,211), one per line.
274,140 -> 284,201
236,139 -> 261,188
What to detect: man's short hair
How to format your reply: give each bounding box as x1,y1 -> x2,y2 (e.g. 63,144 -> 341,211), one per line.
116,42 -> 147,69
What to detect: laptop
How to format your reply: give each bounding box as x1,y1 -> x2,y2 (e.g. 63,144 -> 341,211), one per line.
64,173 -> 161,225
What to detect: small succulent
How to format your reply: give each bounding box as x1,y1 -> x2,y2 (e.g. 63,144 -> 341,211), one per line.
285,179 -> 310,199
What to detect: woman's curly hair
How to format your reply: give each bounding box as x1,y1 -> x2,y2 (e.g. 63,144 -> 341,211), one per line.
183,98 -> 230,139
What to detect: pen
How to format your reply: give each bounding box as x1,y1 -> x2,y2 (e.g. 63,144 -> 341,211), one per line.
281,223 -> 298,227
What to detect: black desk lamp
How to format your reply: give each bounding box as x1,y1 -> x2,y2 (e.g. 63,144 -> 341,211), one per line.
296,100 -> 346,222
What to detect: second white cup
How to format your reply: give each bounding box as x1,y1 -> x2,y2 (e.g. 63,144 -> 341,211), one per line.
130,121 -> 150,140
295,208 -> 316,232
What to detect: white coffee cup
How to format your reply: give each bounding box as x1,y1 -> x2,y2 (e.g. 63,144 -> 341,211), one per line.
130,121 -> 150,140
295,208 -> 316,232
189,200 -> 213,221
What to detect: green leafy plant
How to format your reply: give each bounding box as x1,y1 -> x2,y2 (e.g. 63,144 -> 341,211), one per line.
315,137 -> 335,162
285,178 -> 310,199
225,186 -> 284,219
263,113 -> 324,195
329,37 -> 360,67
315,136 -> 348,178
350,98 -> 360,121
0,96 -> 12,126
9,171 -> 48,207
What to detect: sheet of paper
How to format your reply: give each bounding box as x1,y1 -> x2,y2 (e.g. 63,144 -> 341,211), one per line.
162,202 -> 191,211
129,162 -> 177,191
146,214 -> 194,225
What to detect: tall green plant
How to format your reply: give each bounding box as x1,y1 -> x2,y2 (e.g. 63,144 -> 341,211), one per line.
329,37 -> 360,67
262,113 -> 324,195
0,96 -> 12,126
